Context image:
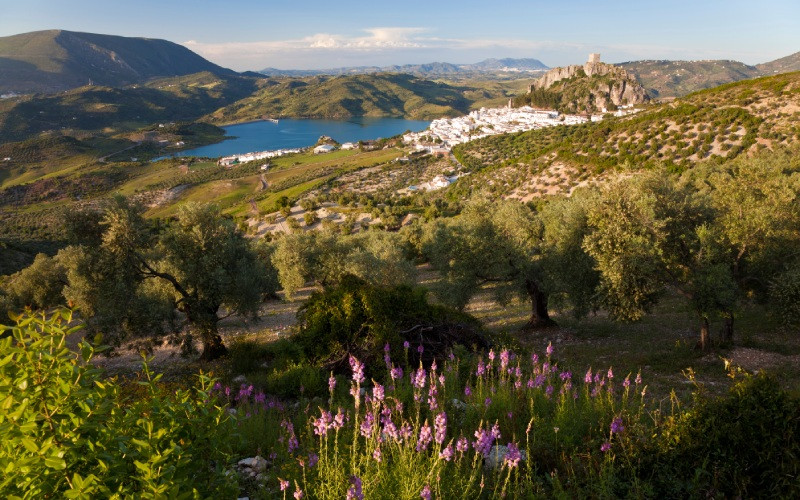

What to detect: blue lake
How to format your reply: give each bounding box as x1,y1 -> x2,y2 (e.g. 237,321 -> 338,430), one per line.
165,117 -> 431,158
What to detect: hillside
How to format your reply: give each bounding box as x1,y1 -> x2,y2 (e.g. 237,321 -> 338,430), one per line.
453,71 -> 800,200
207,73 -> 477,123
0,72 -> 256,141
0,30 -> 237,94
757,51 -> 800,75
518,56 -> 648,114
619,59 -> 760,98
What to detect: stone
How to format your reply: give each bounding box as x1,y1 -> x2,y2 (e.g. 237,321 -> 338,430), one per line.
484,445 -> 528,470
237,455 -> 268,472
232,375 -> 247,384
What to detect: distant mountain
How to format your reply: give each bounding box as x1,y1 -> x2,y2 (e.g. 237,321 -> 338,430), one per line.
618,60 -> 760,98
757,51 -> 800,75
207,73 -> 475,123
259,58 -> 548,77
0,30 -> 238,94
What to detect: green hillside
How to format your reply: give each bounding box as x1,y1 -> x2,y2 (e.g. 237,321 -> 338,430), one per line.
0,72 -> 256,141
757,51 -> 800,75
0,29 -> 237,94
207,73 -> 477,123
453,72 -> 800,199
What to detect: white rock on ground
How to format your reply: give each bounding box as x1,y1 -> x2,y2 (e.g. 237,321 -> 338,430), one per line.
484,445 -> 528,470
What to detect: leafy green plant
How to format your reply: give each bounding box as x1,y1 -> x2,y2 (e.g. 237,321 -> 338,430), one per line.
0,310 -> 237,498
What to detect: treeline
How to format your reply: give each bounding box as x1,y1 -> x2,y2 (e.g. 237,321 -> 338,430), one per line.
3,149 -> 800,356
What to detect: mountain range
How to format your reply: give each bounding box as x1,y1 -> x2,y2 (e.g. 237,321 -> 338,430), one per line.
259,58 -> 549,78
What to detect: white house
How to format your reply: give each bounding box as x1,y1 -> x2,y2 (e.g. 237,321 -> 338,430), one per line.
341,142 -> 357,150
314,144 -> 336,154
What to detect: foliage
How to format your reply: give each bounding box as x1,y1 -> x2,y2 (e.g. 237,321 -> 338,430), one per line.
642,370 -> 800,498
272,230 -> 416,299
0,310 -> 237,498
295,275 -> 480,367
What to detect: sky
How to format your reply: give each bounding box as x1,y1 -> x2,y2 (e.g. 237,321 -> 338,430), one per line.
1,0 -> 799,71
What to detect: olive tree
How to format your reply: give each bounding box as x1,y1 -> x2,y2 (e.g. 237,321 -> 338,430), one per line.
583,172 -> 736,349
422,198 -> 557,328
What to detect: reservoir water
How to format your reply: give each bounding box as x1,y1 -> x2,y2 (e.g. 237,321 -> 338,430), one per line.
166,117 -> 431,158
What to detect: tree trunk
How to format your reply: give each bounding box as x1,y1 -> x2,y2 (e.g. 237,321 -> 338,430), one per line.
200,332 -> 228,361
722,311 -> 734,345
698,316 -> 711,351
188,305 -> 227,361
524,279 -> 557,329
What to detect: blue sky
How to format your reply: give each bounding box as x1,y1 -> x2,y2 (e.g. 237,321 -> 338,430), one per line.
2,0 -> 799,70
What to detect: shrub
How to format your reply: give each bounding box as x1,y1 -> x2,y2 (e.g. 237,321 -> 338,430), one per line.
295,275 -> 484,370
0,310 -> 237,498
642,370 -> 800,498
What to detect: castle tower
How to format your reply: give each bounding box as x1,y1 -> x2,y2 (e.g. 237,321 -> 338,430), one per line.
588,53 -> 601,64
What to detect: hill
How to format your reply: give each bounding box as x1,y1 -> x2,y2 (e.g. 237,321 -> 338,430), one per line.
453,71 -> 800,200
0,30 -> 238,94
619,59 -> 760,98
0,72 -> 256,141
207,73 -> 477,123
757,51 -> 800,75
518,57 -> 648,114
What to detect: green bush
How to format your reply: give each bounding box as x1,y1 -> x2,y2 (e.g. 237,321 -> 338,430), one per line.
643,371 -> 800,498
295,275 -> 480,368
0,310 -> 237,498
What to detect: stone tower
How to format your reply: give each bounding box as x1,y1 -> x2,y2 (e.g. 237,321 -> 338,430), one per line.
588,53 -> 601,64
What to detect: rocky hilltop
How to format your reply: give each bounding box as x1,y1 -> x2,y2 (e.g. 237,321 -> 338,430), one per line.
525,54 -> 648,113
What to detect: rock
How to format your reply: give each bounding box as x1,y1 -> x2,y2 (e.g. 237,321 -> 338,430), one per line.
484,445 -> 528,470
451,399 -> 467,410
232,375 -> 247,384
237,455 -> 268,472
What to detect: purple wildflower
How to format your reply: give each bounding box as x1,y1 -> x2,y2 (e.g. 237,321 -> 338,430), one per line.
333,408 -> 346,429
584,368 -> 593,384
413,368 -> 427,389
313,409 -> 332,436
635,371 -> 642,385
623,376 -> 631,389
464,386 -> 472,397
390,365 -> 403,380
504,442 -> 522,468
372,447 -> 382,462
308,452 -> 318,467
418,345 -> 424,354
282,420 -> 299,453
294,486 -> 303,499
610,417 -> 625,434
545,385 -> 554,397
607,367 -> 614,380
560,370 -> 572,381
416,421 -> 433,452
500,349 -> 510,370
400,422 -> 413,441
601,441 -> 611,452
349,355 -> 366,384
420,485 -> 432,500
346,476 -> 364,500
373,383 -> 385,402
491,422 -> 501,440
531,352 -> 539,364
404,340 -> 410,349
434,412 -> 447,444
488,349 -> 496,364
546,342 -> 554,357
329,373 -> 337,393
440,444 -> 454,461
472,425 -> 496,457
384,343 -> 391,353
476,359 -> 486,377
484,397 -> 492,407
456,436 -> 469,453
360,412 -> 375,437
279,478 -> 289,491
534,374 -> 546,388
